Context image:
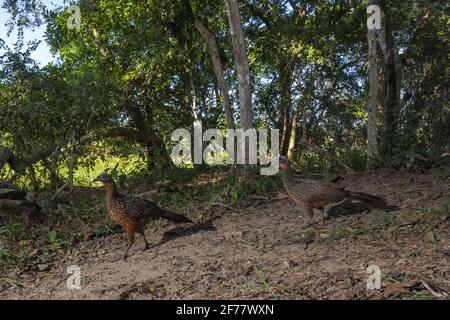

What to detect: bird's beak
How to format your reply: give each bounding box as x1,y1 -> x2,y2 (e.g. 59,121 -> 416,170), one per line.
92,177 -> 100,183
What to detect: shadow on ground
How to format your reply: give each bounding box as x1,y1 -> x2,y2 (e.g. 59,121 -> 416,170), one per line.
157,221 -> 217,246
327,199 -> 399,217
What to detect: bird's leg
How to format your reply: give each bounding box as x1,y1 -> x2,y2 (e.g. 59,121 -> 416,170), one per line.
123,231 -> 135,260
319,207 -> 328,225
138,229 -> 150,250
301,208 -> 315,229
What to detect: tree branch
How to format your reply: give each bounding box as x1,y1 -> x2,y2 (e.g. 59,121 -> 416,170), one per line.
0,127 -> 148,173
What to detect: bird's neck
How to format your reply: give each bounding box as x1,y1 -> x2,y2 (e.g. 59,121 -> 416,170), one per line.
281,165 -> 294,179
104,182 -> 121,200
281,165 -> 303,188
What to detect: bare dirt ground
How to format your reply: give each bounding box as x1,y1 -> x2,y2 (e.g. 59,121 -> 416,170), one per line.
1,168 -> 449,300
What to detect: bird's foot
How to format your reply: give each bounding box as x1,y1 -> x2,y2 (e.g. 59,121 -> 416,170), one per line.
300,221 -> 314,230
107,256 -> 123,263
107,253 -> 128,262
143,243 -> 156,251
320,209 -> 328,226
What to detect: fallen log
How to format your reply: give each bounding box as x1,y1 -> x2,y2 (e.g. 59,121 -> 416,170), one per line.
0,181 -> 41,214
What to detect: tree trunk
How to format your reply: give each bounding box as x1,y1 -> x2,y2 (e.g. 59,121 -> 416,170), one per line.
225,0 -> 254,179
287,111 -> 298,160
194,17 -> 234,129
183,70 -> 195,124
123,86 -> 173,171
279,64 -> 292,156
383,24 -> 399,159
42,156 -> 63,190
367,0 -> 379,168
377,4 -> 400,160
182,69 -> 201,165
225,0 -> 254,131
145,135 -> 172,171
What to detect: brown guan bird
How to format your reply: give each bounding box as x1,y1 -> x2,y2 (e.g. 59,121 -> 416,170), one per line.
279,156 -> 386,228
94,172 -> 193,260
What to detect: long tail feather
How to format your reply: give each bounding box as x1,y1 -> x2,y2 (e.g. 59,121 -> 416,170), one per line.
349,192 -> 387,208
160,210 -> 193,223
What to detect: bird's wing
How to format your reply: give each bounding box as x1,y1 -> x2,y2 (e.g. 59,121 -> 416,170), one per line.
128,196 -> 192,223
116,196 -> 159,219
130,196 -> 168,218
306,180 -> 349,202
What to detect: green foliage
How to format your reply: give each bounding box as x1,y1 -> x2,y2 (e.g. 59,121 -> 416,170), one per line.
0,221 -> 25,241
0,0 -> 449,187
48,230 -> 57,242
229,169 -> 283,203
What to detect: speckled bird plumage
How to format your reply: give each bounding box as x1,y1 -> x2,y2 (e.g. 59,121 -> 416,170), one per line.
279,156 -> 386,227
94,172 -> 193,260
